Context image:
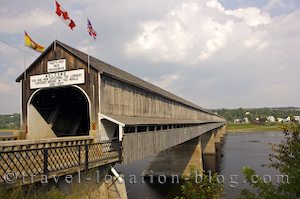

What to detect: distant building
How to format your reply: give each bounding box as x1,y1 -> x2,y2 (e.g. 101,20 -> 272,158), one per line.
277,118 -> 284,123
234,119 -> 242,124
267,116 -> 275,123
294,116 -> 300,122
244,117 -> 249,124
245,112 -> 250,115
234,118 -> 249,124
283,116 -> 291,123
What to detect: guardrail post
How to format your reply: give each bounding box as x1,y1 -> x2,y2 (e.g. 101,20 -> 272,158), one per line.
78,145 -> 81,166
85,144 -> 89,171
118,141 -> 122,163
43,148 -> 48,175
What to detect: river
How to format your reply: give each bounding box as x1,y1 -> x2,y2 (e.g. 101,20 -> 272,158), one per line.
0,132 -> 14,136
115,131 -> 285,199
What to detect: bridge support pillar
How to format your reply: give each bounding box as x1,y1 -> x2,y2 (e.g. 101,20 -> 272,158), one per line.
214,127 -> 224,143
201,131 -> 216,155
221,125 -> 226,136
143,138 -> 203,179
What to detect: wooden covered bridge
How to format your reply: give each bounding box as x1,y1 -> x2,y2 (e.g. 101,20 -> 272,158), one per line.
0,40 -> 225,184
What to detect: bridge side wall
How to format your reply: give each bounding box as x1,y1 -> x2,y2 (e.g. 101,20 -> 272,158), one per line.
122,123 -> 225,164
100,75 -> 224,122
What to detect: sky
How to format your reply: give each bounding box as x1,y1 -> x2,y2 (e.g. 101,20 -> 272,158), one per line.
0,0 -> 300,114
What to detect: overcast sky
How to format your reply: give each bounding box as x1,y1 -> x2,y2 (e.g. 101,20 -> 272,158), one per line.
0,0 -> 299,114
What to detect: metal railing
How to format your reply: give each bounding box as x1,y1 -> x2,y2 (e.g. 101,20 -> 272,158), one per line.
0,136 -> 121,184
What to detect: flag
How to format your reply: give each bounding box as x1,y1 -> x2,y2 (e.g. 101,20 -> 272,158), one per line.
55,0 -> 76,30
24,31 -> 45,53
87,18 -> 97,39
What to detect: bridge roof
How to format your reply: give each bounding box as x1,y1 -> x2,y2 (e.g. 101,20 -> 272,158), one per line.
101,114 -> 211,126
16,40 -> 219,117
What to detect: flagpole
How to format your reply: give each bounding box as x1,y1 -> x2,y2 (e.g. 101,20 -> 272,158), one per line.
53,0 -> 56,41
53,0 -> 57,57
19,80 -> 23,130
88,54 -> 90,74
87,24 -> 91,74
86,18 -> 97,75
23,42 -> 27,81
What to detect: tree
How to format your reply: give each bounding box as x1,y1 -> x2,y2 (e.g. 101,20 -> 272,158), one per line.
175,168 -> 224,199
238,122 -> 300,199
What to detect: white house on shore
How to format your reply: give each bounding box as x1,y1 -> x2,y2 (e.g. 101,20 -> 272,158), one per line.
277,118 -> 284,123
267,116 -> 276,123
284,116 -> 291,123
233,118 -> 249,124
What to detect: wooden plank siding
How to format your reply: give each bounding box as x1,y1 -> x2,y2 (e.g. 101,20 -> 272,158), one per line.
122,123 -> 224,164
100,75 -> 222,122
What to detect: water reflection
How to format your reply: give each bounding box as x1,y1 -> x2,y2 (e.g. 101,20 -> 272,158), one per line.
203,154 -> 217,173
0,132 -> 13,136
116,131 -> 284,199
116,141 -> 223,199
220,131 -> 284,199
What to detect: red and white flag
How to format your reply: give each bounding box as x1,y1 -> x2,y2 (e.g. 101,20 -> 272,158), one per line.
55,0 -> 76,30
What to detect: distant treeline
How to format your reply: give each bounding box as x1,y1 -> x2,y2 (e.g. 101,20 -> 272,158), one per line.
210,107 -> 300,123
1,108 -> 300,128
0,114 -> 20,129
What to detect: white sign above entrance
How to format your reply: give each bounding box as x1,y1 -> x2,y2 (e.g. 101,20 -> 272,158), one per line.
47,59 -> 66,72
30,69 -> 85,89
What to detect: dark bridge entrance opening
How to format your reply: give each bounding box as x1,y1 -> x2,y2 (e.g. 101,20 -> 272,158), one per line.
31,87 -> 90,137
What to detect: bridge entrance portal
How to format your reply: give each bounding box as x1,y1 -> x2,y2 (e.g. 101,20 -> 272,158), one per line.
28,86 -> 90,139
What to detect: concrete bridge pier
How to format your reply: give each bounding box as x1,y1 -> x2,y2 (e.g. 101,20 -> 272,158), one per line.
214,126 -> 226,151
200,130 -> 217,173
214,126 -> 226,172
214,128 -> 223,144
201,130 -> 216,155
214,126 -> 226,152
143,137 -> 203,179
143,126 -> 226,178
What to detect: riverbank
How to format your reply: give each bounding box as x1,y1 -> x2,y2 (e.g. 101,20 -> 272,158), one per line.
0,129 -> 21,138
227,123 -> 282,132
0,129 -> 19,133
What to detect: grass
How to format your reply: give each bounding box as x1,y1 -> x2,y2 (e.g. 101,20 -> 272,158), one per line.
227,123 -> 282,132
0,185 -> 66,199
0,129 -> 20,133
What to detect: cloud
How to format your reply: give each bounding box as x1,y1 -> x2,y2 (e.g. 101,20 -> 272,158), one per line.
125,0 -> 300,108
125,0 -> 207,63
0,83 -> 11,92
199,20 -> 233,60
145,74 -> 180,90
126,0 -> 272,63
78,39 -> 95,54
244,37 -> 269,51
207,0 -> 271,26
223,7 -> 271,27
0,8 -> 56,33
264,0 -> 284,11
0,0 -> 299,113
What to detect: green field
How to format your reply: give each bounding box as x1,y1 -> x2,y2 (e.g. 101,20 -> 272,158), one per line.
0,129 -> 19,133
227,123 -> 282,132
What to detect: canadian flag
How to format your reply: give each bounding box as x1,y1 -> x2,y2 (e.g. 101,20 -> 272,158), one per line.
55,1 -> 76,30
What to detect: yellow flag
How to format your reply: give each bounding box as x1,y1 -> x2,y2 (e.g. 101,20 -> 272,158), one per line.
24,31 -> 45,53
